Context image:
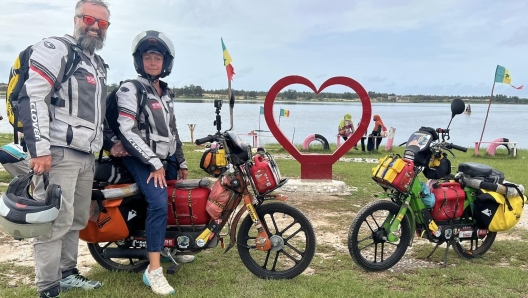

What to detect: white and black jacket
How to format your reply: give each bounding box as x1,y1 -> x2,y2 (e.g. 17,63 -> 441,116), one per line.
18,35 -> 107,158
107,77 -> 187,172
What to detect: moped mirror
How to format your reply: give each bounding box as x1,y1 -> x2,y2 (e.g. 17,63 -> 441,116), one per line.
451,98 -> 465,117
445,97 -> 466,131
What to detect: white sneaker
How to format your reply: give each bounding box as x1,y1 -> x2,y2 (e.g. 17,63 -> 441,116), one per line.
143,266 -> 175,295
174,255 -> 197,263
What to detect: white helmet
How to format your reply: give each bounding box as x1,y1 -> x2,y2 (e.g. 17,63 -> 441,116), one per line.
131,30 -> 175,80
0,172 -> 62,239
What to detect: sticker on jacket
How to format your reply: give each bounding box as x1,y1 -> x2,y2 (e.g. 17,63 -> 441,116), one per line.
86,76 -> 97,85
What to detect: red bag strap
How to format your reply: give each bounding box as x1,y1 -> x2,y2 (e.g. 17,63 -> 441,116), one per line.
187,189 -> 195,230
171,187 -> 181,229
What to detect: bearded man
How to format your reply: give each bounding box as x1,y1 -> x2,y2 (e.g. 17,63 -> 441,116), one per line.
16,1 -> 111,297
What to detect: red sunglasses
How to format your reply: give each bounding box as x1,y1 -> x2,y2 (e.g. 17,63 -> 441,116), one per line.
76,14 -> 110,29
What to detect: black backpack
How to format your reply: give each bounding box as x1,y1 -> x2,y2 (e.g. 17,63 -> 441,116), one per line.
105,79 -> 149,139
6,37 -> 82,144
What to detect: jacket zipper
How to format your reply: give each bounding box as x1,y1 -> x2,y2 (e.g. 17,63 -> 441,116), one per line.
66,78 -> 73,145
88,57 -> 101,152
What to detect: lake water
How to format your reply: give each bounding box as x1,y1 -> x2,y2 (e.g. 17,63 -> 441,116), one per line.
1,100 -> 527,149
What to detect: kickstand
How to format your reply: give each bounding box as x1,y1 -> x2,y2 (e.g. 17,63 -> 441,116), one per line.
426,242 -> 442,259
163,248 -> 180,275
167,262 -> 180,275
442,241 -> 451,268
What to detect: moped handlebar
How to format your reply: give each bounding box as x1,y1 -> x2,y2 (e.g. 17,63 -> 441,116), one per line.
195,135 -> 216,145
435,128 -> 449,134
443,143 -> 467,152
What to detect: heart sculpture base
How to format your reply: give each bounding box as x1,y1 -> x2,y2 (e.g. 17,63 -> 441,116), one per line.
264,75 -> 372,180
301,163 -> 333,180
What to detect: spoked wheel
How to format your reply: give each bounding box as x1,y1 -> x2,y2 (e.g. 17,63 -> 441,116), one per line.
237,202 -> 316,279
452,231 -> 496,259
347,200 -> 411,271
87,241 -> 149,273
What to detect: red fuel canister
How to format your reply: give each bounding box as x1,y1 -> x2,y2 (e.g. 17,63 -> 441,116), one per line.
390,159 -> 415,192
430,182 -> 466,221
250,155 -> 277,194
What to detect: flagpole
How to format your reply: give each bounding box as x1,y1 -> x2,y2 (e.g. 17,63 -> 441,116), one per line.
228,78 -> 232,100
228,78 -> 233,130
477,80 -> 496,151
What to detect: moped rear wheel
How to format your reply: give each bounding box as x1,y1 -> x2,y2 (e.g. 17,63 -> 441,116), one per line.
452,231 -> 496,259
237,202 -> 316,279
347,200 -> 411,271
87,241 -> 149,273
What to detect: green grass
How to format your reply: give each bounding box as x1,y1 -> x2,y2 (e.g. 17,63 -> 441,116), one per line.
0,135 -> 527,298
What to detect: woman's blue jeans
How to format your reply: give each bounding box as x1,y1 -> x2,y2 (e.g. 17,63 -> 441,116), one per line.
121,154 -> 179,252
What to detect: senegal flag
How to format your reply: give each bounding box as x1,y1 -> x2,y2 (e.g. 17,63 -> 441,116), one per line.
221,38 -> 235,81
280,108 -> 290,117
494,65 -> 511,84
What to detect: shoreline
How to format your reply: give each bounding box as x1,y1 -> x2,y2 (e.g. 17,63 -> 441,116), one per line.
0,91 -> 524,105
174,97 -> 527,105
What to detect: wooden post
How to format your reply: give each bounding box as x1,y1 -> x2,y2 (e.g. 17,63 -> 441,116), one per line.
188,124 -> 196,143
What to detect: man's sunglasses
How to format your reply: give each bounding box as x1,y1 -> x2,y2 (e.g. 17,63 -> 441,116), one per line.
76,14 -> 110,29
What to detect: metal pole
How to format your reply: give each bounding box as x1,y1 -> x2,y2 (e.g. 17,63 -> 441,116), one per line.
477,81 -> 496,151
228,79 -> 234,131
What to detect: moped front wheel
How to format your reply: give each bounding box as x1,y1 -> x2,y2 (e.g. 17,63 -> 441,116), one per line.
347,200 -> 411,271
237,202 -> 316,279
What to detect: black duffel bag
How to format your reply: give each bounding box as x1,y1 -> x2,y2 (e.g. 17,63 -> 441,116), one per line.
94,156 -> 134,185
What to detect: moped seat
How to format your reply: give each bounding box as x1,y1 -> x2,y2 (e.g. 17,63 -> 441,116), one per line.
458,162 -> 492,178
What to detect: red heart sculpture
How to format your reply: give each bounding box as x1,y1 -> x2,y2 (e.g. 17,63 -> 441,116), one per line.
264,75 -> 372,179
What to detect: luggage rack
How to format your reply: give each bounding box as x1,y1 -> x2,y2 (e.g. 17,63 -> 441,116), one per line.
241,152 -> 288,199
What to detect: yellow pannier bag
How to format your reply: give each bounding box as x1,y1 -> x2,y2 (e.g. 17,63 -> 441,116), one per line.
473,184 -> 527,232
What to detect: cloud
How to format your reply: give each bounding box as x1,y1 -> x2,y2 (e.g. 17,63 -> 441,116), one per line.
501,27 -> 528,47
0,44 -> 15,53
364,76 -> 387,83
314,73 -> 329,79
31,3 -> 64,10
234,67 -> 254,78
207,72 -> 223,79
0,0 -> 527,97
0,61 -> 9,74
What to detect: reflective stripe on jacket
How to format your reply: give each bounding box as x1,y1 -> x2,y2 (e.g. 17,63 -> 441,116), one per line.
18,35 -> 107,157
115,77 -> 186,171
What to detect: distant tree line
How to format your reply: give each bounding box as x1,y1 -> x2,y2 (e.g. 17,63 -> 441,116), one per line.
0,83 -> 526,103
169,85 -> 527,104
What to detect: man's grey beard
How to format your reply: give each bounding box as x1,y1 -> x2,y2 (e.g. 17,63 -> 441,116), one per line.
74,25 -> 105,53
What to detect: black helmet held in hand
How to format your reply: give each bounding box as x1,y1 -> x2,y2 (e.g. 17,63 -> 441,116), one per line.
131,30 -> 175,81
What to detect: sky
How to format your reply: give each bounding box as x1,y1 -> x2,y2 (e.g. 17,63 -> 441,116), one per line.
1,0 -> 527,97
